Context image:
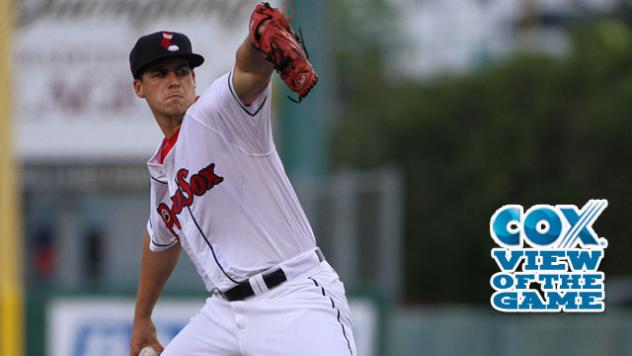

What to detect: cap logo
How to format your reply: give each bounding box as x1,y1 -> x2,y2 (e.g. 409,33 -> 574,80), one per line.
167,45 -> 180,52
161,32 -> 174,49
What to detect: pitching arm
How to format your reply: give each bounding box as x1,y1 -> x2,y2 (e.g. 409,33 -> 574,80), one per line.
232,28 -> 275,106
233,2 -> 318,106
129,232 -> 181,356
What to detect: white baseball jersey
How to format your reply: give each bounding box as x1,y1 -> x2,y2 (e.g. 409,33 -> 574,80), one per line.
146,71 -> 317,292
145,70 -> 357,356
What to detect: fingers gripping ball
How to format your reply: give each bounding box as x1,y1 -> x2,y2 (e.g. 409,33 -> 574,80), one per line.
249,2 -> 318,101
139,346 -> 159,356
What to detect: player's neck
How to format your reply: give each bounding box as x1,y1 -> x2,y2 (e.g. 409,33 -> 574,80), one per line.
155,114 -> 184,138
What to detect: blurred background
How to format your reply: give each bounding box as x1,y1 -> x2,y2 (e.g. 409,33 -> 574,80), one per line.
2,0 -> 632,355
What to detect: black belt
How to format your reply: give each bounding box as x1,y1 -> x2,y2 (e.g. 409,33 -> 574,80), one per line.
223,249 -> 325,302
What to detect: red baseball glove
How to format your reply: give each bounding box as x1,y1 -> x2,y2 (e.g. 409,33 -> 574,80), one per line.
249,2 -> 318,102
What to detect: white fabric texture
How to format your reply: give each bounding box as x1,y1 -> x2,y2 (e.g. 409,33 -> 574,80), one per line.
146,71 -> 316,292
162,262 -> 356,356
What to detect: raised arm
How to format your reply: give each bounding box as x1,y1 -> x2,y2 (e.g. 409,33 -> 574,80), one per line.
129,232 -> 181,356
232,34 -> 274,106
233,2 -> 318,106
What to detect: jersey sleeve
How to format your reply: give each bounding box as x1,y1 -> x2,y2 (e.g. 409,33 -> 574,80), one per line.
146,179 -> 179,252
185,70 -> 274,155
146,216 -> 178,252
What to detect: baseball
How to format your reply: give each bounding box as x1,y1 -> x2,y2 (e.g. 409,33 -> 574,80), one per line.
138,346 -> 159,356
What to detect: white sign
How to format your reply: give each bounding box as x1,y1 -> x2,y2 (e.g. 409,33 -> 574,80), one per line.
47,297 -> 202,356
14,1 -> 256,160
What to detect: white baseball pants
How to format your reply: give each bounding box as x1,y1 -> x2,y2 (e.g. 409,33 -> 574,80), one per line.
162,261 -> 357,356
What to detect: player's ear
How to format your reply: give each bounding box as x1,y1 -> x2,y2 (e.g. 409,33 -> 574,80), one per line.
133,79 -> 145,98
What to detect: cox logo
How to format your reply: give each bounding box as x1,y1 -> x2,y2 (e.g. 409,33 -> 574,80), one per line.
490,199 -> 608,249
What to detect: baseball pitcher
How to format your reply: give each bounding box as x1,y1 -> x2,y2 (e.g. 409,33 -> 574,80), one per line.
128,3 -> 356,355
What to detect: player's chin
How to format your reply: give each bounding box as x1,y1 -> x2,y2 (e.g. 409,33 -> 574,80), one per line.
164,96 -> 185,106
162,102 -> 189,116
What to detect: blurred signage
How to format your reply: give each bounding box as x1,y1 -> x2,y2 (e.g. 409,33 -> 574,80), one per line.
47,298 -> 201,356
48,296 -> 378,356
14,0 -> 253,161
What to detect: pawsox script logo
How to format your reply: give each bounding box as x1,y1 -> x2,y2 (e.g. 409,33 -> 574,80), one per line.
157,163 -> 224,237
490,199 -> 608,313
